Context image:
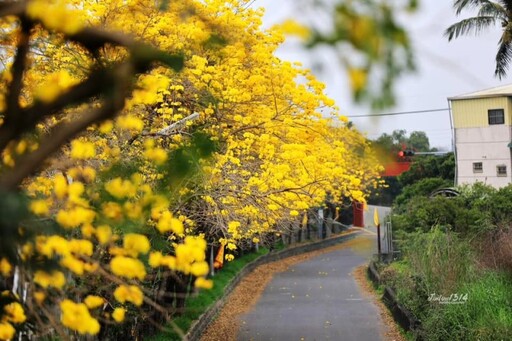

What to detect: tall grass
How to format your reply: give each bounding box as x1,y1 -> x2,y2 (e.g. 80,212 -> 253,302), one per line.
401,227 -> 475,296
383,228 -> 512,340
421,271 -> 512,340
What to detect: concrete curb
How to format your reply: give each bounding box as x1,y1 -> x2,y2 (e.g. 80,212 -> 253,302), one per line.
184,230 -> 362,341
367,260 -> 421,337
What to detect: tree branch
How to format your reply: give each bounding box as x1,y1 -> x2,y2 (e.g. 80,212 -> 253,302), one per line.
0,62 -> 134,190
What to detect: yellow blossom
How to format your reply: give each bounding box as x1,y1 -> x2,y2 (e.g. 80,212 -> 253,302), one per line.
84,295 -> 104,309
68,167 -> 97,183
34,270 -> 66,289
116,115 -> 144,132
112,308 -> 126,322
105,178 -> 137,199
156,211 -> 184,234
96,225 -> 112,244
60,299 -> 100,335
27,1 -> 85,34
56,207 -> 96,229
148,251 -> 163,268
68,239 -> 93,256
194,277 -> 214,289
0,258 -> 12,276
144,147 -> 168,165
81,224 -> 95,238
68,182 -> 85,199
0,322 -> 15,341
99,120 -> 114,134
348,68 -> 368,92
60,255 -> 86,275
53,174 -> 68,199
277,19 -> 311,40
110,256 -> 146,280
102,202 -> 123,220
3,302 -> 26,324
123,233 -> 150,257
70,140 -> 96,159
34,291 -> 46,305
124,202 -> 143,220
113,285 -> 143,306
190,262 -> 209,277
32,70 -> 80,102
37,235 -> 70,257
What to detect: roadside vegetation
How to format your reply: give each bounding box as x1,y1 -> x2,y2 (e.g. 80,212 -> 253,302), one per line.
380,176 -> 512,340
149,247 -> 269,341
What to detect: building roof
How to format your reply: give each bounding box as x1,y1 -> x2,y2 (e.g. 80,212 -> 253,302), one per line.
448,84 -> 512,100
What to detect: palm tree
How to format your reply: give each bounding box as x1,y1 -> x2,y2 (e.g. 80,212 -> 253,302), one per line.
445,0 -> 512,79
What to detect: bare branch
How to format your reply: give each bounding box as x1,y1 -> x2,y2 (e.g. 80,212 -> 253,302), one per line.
149,112 -> 200,136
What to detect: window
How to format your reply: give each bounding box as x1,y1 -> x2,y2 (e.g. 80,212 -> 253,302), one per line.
497,165 -> 507,177
488,109 -> 505,125
473,162 -> 483,173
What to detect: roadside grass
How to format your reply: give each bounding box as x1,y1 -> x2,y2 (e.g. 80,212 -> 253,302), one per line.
149,247 -> 269,341
421,271 -> 512,341
380,229 -> 512,340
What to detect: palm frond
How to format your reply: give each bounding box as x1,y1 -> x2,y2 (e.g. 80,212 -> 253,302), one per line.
495,27 -> 512,78
502,0 -> 512,13
444,16 -> 497,40
453,0 -> 495,15
477,2 -> 507,19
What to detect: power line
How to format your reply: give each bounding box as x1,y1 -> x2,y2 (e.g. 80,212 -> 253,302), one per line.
345,108 -> 450,118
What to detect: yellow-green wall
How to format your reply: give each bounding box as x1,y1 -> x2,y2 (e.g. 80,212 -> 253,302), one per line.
451,97 -> 512,128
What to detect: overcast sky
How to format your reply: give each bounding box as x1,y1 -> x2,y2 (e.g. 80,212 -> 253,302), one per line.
256,0 -> 506,150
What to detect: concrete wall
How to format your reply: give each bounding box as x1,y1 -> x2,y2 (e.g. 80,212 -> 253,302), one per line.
456,126 -> 512,188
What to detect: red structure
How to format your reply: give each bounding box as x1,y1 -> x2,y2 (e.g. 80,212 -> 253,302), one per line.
382,161 -> 411,177
352,201 -> 365,227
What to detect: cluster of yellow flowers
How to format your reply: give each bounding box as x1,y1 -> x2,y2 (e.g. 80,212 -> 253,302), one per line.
60,299 -> 100,335
0,294 -> 26,341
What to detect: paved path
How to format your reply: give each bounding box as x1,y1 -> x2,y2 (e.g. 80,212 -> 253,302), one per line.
237,231 -> 387,341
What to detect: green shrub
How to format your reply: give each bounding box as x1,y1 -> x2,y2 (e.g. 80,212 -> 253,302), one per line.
393,177 -> 452,213
488,185 -> 512,227
392,195 -> 481,234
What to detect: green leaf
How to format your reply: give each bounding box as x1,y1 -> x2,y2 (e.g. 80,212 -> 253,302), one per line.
131,45 -> 185,72
159,0 -> 170,11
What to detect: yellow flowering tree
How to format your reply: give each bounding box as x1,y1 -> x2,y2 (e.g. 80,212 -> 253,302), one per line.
0,0 -> 389,339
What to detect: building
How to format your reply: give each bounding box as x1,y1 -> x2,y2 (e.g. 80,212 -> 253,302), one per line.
449,84 -> 512,188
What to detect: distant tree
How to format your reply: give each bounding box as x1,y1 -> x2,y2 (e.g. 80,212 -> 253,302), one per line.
445,0 -> 512,79
399,153 -> 455,187
409,131 -> 430,151
392,129 -> 408,146
372,129 -> 435,157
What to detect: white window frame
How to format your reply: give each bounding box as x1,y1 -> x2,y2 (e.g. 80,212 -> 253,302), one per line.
497,165 -> 507,177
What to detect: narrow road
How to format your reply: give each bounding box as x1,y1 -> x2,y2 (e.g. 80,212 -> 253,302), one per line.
237,232 -> 388,341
